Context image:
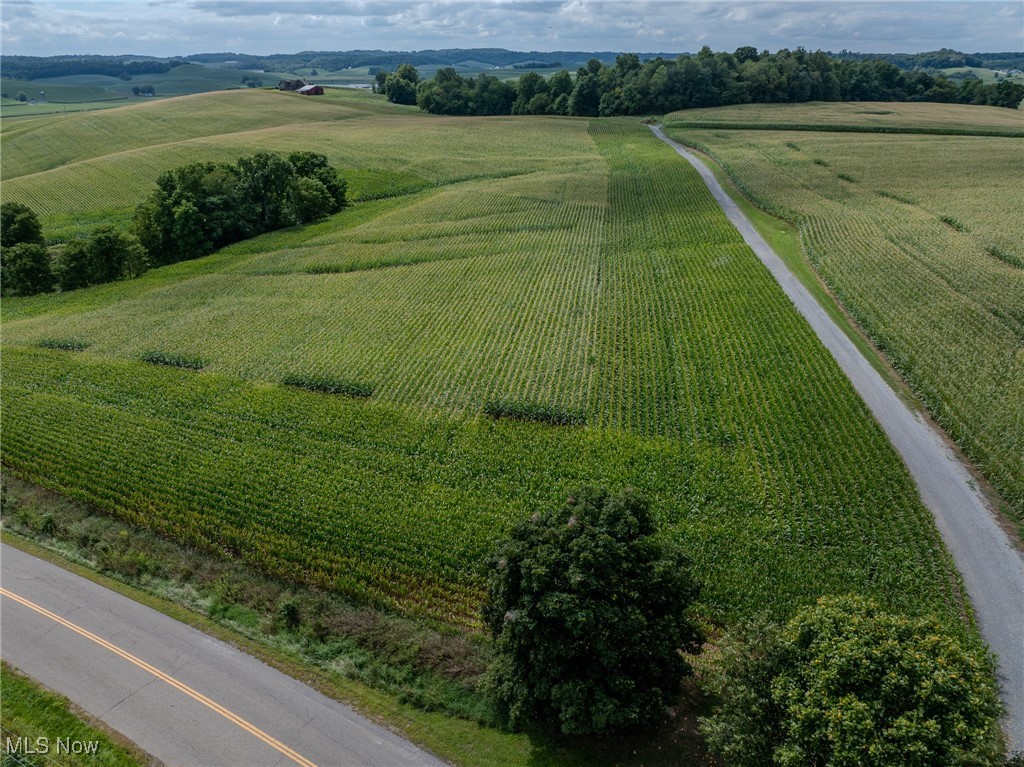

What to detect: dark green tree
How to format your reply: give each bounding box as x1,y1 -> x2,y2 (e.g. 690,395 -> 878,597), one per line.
290,176 -> 334,223
701,596 -> 1003,767
383,73 -> 417,105
54,226 -> 148,291
2,242 -> 54,296
482,487 -> 702,735
54,240 -> 93,291
235,152 -> 297,231
287,151 -> 347,212
1,202 -> 45,248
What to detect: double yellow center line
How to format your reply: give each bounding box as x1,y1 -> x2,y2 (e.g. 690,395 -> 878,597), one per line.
1,587 -> 318,767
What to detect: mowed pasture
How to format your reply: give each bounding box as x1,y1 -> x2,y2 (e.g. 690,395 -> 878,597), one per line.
665,103 -> 1024,524
1,94 -> 967,632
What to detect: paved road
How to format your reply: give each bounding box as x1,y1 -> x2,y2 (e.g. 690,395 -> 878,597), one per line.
650,125 -> 1024,751
0,544 -> 448,767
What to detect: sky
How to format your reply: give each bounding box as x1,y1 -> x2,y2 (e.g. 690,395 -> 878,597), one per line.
1,1 -> 1022,58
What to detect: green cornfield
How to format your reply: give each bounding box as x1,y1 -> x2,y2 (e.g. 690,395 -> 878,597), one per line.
665,102 -> 1024,524
0,94 -> 969,631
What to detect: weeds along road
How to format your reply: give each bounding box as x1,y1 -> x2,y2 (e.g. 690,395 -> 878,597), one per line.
649,125 -> 1024,751
0,544 -> 448,767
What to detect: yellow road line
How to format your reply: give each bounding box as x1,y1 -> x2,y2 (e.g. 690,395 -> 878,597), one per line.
0,587 -> 318,767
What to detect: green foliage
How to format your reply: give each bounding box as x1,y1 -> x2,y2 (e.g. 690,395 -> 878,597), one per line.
55,225 -> 148,291
2,243 -> 54,296
134,151 -> 345,266
140,351 -> 205,370
701,596 -> 1003,767
482,488 -> 702,735
281,373 -> 373,398
37,338 -> 90,352
1,201 -> 45,248
483,400 -> 585,427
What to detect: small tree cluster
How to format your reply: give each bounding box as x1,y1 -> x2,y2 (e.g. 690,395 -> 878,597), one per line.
133,151 -> 346,266
55,225 -> 148,291
701,595 -> 1003,767
482,488 -> 702,735
376,63 -> 420,105
1,202 -> 53,296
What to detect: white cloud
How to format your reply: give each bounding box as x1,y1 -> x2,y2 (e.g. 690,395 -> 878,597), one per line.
0,1 -> 1020,56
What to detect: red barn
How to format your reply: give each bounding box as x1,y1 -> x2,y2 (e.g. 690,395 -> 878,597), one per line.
297,84 -> 324,96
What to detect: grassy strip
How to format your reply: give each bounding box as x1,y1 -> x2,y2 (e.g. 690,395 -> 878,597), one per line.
662,121 -> 1024,138
666,132 -> 922,409
0,475 -> 715,767
0,662 -> 155,767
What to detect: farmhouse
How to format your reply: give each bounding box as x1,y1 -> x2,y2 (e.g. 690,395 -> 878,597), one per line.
277,79 -> 308,91
297,85 -> 325,96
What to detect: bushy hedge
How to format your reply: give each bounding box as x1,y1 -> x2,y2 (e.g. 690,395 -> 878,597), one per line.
483,399 -> 585,427
281,373 -> 373,398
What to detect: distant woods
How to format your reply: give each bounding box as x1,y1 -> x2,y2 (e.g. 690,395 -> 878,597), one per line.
2,152 -> 347,297
377,48 -> 1024,116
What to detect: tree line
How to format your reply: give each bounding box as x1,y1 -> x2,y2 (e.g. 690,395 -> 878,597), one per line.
1,152 -> 346,297
0,55 -> 184,81
376,47 -> 1024,117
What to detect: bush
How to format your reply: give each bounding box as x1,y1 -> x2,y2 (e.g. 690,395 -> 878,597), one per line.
482,487 -> 702,735
37,338 -> 90,352
281,373 -> 373,398
141,351 -> 206,370
1,242 -> 55,296
701,595 -> 1003,767
483,399 -> 585,427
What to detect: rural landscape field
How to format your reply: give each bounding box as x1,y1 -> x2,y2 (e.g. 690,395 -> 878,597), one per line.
1,87 -> 972,627
1,35 -> 1022,767
665,102 -> 1024,526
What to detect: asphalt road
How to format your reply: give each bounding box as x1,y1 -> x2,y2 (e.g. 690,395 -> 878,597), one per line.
0,543 -> 448,767
650,125 -> 1024,750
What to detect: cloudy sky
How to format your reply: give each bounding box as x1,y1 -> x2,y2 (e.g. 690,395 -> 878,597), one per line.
2,1 -> 1021,57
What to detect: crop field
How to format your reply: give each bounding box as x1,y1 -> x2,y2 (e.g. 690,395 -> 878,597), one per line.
1,94 -> 969,633
663,100 -> 1024,134
665,103 -> 1024,524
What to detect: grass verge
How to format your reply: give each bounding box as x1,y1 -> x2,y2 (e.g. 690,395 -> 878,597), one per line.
1,662 -> 157,767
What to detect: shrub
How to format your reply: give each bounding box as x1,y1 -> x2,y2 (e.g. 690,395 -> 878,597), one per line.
482,399 -> 585,427
482,487 -> 702,735
281,373 -> 373,398
141,351 -> 206,370
701,595 -> 1003,767
37,339 -> 90,352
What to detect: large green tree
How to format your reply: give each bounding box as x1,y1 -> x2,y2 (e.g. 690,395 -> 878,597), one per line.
482,487 -> 702,735
701,595 -> 1003,767
2,242 -> 54,296
1,202 -> 45,249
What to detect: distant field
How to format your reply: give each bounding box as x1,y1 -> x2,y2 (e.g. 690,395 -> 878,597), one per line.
1,64 -> 260,119
663,101 -> 1024,135
1,97 -> 965,631
666,102 -> 1024,523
